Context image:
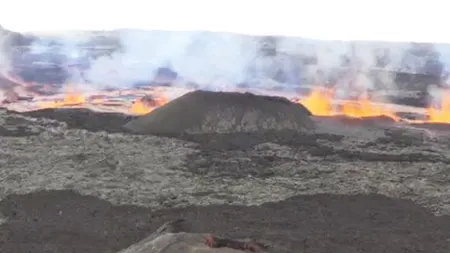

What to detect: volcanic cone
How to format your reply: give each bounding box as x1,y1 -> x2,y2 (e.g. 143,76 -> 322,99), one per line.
124,90 -> 314,135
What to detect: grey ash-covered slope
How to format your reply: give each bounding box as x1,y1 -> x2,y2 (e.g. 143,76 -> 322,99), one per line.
124,90 -> 313,135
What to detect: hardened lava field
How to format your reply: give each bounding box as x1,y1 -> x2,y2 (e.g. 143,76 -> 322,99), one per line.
0,91 -> 450,253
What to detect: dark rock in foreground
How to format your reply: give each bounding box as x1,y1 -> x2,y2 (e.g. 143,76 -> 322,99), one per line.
124,90 -> 314,135
22,108 -> 136,133
117,219 -> 253,253
0,190 -> 449,253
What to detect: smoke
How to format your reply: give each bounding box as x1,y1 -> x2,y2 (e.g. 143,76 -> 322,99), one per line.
81,31 -> 262,91
19,29 -> 450,106
0,26 -> 13,73
75,31 -> 412,94
77,31 -> 332,93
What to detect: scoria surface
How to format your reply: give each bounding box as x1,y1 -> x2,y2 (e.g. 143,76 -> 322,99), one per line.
0,109 -> 450,253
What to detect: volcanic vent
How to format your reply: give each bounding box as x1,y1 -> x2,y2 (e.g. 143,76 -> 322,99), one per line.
124,90 -> 314,135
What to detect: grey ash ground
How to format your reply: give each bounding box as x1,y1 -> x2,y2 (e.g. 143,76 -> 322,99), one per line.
1,99 -> 450,252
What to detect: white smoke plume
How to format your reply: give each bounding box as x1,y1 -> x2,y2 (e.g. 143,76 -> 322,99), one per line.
19,28 -> 450,106
81,31 -> 262,91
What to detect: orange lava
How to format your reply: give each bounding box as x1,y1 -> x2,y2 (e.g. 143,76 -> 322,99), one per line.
299,88 -> 399,121
32,89 -> 169,115
427,90 -> 450,123
129,96 -> 168,115
341,94 -> 399,120
130,98 -> 154,115
300,89 -> 334,116
39,93 -> 87,109
2,73 -> 450,124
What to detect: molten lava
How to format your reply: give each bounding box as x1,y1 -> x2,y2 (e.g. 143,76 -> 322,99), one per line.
20,86 -> 171,115
427,91 -> 450,123
2,68 -> 450,125
340,94 -> 399,120
299,89 -> 399,121
39,93 -> 87,109
129,95 -> 168,115
300,89 -> 334,116
130,98 -> 154,115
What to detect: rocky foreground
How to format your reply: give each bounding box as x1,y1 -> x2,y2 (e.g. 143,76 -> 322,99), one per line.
0,108 -> 450,252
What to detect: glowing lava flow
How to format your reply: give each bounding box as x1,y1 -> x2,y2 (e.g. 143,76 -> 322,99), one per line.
129,96 -> 168,115
299,89 -> 334,116
130,98 -> 154,115
340,94 -> 399,120
427,91 -> 450,123
29,90 -> 170,115
299,89 -> 400,121
2,73 -> 450,124
38,93 -> 87,108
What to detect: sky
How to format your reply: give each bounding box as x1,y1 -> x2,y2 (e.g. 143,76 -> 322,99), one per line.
0,0 -> 447,43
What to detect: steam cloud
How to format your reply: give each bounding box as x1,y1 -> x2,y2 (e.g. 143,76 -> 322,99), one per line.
81,31 -> 264,91
13,29 -> 450,104
0,26 -> 12,73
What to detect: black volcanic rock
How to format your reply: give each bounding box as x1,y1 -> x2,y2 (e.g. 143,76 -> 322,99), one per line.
1,190 -> 450,253
22,108 -> 135,133
124,90 -> 314,135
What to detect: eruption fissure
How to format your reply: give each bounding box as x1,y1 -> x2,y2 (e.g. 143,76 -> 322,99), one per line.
298,89 -> 400,121
1,28 -> 450,123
